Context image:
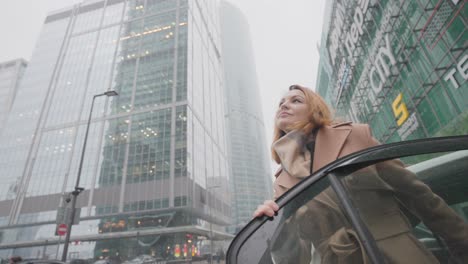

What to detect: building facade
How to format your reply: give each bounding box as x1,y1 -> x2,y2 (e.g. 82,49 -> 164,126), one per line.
219,1 -> 273,233
316,0 -> 467,143
0,59 -> 27,134
0,0 -> 232,260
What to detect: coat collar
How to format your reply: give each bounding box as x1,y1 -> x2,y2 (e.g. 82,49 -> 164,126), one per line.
273,122 -> 353,178
312,122 -> 352,172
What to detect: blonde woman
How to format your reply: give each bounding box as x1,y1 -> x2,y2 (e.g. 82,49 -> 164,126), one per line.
254,85 -> 468,263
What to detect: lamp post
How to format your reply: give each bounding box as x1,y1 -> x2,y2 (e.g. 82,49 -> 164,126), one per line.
61,90 -> 118,261
207,185 -> 220,264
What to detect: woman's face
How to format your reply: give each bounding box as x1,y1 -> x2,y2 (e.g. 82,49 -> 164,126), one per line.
275,89 -> 309,133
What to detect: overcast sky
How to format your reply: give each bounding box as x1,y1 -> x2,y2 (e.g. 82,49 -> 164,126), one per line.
0,0 -> 326,171
229,0 -> 326,150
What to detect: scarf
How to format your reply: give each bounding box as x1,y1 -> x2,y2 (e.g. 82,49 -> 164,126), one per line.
273,129 -> 317,179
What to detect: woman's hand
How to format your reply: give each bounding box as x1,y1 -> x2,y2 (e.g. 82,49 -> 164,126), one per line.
253,200 -> 279,218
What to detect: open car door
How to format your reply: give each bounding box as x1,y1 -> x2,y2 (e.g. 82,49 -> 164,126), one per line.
227,136 -> 468,264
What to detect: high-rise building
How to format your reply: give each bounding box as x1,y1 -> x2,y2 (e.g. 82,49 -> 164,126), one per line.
316,0 -> 467,143
219,1 -> 273,233
0,59 -> 27,134
0,0 -> 233,260
315,1 -> 335,104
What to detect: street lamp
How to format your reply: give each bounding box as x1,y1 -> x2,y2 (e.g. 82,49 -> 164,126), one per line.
61,90 -> 118,261
207,185 -> 220,264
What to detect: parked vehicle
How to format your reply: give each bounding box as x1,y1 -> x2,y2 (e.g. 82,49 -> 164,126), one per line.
18,260 -> 66,264
122,255 -> 155,264
69,259 -> 89,264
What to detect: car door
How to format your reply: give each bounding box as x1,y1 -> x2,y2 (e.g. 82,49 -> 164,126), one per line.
226,136 -> 468,264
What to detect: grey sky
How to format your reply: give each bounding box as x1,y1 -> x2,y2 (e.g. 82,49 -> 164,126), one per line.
0,0 -> 83,61
0,0 -> 326,172
227,0 -> 326,152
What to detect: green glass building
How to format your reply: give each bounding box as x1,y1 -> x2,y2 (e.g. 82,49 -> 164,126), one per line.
316,0 -> 467,143
0,0 -> 233,260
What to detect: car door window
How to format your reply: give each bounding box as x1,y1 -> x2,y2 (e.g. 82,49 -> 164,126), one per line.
235,175 -> 370,264
229,149 -> 468,264
334,150 -> 468,264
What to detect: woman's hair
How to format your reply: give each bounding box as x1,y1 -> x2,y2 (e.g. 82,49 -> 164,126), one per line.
271,84 -> 333,163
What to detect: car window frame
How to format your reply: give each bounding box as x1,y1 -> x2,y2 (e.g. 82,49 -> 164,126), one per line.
227,135 -> 468,264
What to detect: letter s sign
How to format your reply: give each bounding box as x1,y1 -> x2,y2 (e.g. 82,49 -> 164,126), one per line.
392,93 -> 409,126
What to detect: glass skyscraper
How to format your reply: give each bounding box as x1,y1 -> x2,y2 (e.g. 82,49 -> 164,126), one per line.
0,59 -> 27,134
316,0 -> 467,143
0,0 -> 233,260
220,1 -> 273,233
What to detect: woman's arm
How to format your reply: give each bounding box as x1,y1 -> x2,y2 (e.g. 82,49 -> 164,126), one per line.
365,125 -> 467,259
376,159 -> 468,258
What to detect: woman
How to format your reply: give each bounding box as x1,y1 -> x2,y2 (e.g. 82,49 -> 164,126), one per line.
254,85 -> 468,263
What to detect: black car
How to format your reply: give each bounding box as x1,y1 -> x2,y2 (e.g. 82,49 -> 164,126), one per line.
227,136 -> 468,263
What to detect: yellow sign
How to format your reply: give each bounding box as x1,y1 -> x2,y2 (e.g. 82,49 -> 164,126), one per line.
392,93 -> 409,126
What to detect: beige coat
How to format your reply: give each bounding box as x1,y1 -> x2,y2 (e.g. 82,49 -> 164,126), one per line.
271,122 -> 468,263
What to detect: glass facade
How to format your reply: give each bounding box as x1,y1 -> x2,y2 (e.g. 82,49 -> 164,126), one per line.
0,59 -> 27,136
219,1 -> 273,233
0,0 -> 232,261
316,0 -> 467,143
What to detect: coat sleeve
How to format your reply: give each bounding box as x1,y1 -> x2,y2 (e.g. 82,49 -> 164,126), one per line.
375,159 -> 468,259
366,125 -> 468,260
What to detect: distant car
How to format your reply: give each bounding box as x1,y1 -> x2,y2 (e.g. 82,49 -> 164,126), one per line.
122,255 -> 155,264
19,260 -> 66,264
91,260 -> 109,264
227,136 -> 468,263
69,259 -> 88,264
